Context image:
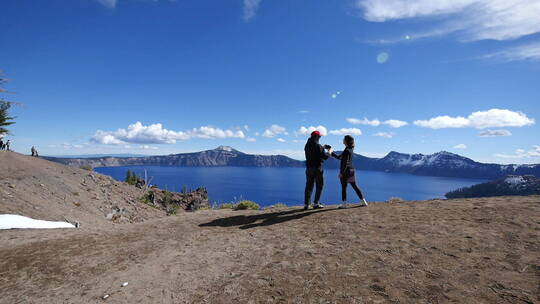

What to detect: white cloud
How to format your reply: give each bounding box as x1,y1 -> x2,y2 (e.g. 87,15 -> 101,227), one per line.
453,143 -> 467,149
298,110 -> 310,114
414,109 -> 534,129
346,117 -> 381,126
243,0 -> 262,21
357,0 -> 540,41
247,149 -> 305,160
188,126 -> 244,139
246,137 -> 257,142
91,122 -> 245,145
329,128 -> 363,136
96,0 -> 117,8
296,125 -> 328,136
383,119 -> 408,128
48,143 -> 87,149
276,138 -> 286,142
347,117 -> 408,128
414,115 -> 470,129
478,129 -> 512,137
494,145 -> 540,159
373,132 -> 395,138
140,145 -> 158,150
262,124 -> 288,138
481,42 -> 540,62
244,125 -> 250,131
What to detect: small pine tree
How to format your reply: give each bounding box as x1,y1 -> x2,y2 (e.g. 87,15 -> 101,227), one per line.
0,102 -> 15,136
0,73 -> 16,136
125,169 -> 132,183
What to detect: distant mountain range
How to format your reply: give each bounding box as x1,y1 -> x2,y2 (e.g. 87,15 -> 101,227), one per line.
44,146 -> 300,168
45,145 -> 540,180
44,153 -> 151,158
445,175 -> 540,198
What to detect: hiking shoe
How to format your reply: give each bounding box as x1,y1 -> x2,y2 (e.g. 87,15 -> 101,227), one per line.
313,204 -> 324,209
339,203 -> 348,209
303,205 -> 310,211
360,199 -> 369,207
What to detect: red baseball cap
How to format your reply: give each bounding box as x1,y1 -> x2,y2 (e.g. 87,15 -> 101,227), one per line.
311,130 -> 321,137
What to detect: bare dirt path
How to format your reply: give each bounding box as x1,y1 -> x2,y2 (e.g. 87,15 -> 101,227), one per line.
1,196 -> 539,303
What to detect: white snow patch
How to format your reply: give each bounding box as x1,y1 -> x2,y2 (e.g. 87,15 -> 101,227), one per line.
504,176 -> 525,186
0,214 -> 75,230
216,145 -> 233,152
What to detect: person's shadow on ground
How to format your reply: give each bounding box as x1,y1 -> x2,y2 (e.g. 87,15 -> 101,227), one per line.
199,205 -> 365,230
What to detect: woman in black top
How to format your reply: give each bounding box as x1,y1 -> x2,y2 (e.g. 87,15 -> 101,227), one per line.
331,135 -> 368,209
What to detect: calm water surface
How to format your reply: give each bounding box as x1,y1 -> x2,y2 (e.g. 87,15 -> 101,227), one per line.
94,166 -> 485,207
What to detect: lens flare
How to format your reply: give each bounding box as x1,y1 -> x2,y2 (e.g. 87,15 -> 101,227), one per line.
376,52 -> 389,64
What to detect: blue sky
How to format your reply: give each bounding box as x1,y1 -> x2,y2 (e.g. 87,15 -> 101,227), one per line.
1,0 -> 539,163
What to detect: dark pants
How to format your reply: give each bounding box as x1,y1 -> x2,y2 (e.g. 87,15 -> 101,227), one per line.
341,181 -> 364,202
305,168 -> 324,205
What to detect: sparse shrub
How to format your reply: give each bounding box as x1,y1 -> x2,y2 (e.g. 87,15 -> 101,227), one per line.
387,197 -> 404,203
72,191 -> 80,196
80,165 -> 93,171
166,203 -> 179,215
161,191 -> 178,215
219,203 -> 235,209
141,190 -> 155,205
235,200 -> 260,210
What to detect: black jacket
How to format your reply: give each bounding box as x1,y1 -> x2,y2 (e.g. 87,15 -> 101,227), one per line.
332,147 -> 355,173
304,137 -> 329,169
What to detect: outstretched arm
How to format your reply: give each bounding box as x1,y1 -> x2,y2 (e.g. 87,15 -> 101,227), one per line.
331,151 -> 342,159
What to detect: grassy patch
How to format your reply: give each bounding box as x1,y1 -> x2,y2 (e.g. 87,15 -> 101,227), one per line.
219,203 -> 235,209
235,200 -> 260,210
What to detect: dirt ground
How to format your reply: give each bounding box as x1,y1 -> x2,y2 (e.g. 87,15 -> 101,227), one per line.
1,195 -> 539,303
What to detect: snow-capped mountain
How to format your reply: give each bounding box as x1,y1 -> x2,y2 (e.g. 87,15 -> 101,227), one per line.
344,151 -> 540,179
445,175 -> 540,198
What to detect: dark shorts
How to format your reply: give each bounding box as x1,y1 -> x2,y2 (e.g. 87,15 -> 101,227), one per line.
340,168 -> 356,184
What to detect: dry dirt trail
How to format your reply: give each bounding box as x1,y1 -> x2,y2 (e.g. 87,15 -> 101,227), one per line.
1,195 -> 539,303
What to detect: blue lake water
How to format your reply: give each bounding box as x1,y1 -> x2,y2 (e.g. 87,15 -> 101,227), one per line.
94,166 -> 486,207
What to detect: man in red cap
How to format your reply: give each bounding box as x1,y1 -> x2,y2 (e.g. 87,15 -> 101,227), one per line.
303,130 -> 331,210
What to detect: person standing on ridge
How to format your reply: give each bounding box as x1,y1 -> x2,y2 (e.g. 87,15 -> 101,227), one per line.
304,130 -> 331,210
331,135 -> 368,209
5,140 -> 10,151
0,138 -> 4,150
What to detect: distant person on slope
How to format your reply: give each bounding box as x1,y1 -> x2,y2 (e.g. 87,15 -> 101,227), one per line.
304,130 -> 331,210
31,146 -> 38,157
331,135 -> 368,209
5,140 -> 10,151
0,139 -> 4,150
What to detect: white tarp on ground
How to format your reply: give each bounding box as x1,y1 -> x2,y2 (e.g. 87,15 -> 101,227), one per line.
0,214 -> 75,230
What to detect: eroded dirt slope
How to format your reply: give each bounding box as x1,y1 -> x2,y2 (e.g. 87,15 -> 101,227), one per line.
0,151 -> 164,228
